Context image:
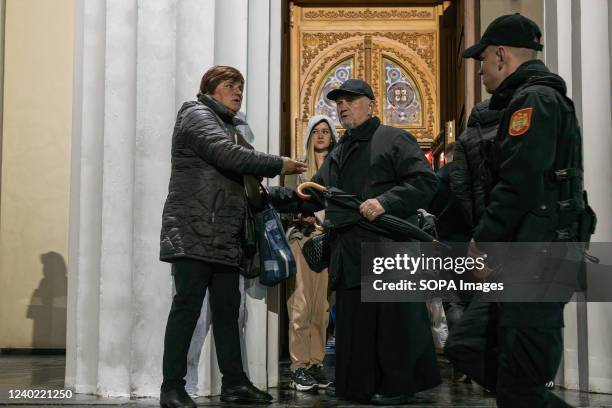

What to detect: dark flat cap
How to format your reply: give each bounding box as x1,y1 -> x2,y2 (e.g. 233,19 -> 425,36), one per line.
327,79 -> 375,101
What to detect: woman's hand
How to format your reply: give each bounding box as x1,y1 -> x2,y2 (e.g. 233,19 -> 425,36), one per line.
281,157 -> 307,175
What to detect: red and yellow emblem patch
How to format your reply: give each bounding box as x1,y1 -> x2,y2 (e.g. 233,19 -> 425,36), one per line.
508,108 -> 533,137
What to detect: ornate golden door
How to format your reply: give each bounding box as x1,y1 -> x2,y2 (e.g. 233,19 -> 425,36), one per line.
290,4 -> 447,158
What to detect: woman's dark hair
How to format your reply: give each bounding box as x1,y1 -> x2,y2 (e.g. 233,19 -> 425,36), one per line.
199,66 -> 244,96
310,119 -> 336,149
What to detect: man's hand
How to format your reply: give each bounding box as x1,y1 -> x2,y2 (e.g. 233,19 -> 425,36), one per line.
301,215 -> 316,225
359,198 -> 385,222
281,157 -> 307,175
468,239 -> 492,280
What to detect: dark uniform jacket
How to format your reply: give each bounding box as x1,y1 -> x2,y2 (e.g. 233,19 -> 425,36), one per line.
311,116 -> 439,289
474,60 -> 584,327
450,100 -> 501,228
160,94 -> 283,269
475,60 -> 583,243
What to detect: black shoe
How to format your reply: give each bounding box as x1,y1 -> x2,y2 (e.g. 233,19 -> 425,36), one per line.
370,393 -> 414,406
290,367 -> 318,392
307,365 -> 332,389
324,382 -> 335,397
220,382 -> 273,404
160,388 -> 196,408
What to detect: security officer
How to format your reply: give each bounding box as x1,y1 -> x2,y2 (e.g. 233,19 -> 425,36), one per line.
452,13 -> 588,408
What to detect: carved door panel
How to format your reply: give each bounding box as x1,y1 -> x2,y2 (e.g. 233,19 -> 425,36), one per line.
289,4 -> 447,158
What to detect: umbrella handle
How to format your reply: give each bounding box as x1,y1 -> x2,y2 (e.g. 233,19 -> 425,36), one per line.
296,181 -> 327,200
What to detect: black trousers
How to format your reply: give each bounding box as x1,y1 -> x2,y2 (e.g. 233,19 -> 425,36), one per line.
444,302 -> 499,390
161,259 -> 247,391
443,301 -> 470,334
445,302 -> 571,408
496,325 -> 569,408
335,285 -> 441,402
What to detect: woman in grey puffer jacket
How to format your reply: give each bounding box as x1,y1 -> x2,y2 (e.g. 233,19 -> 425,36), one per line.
159,66 -> 305,408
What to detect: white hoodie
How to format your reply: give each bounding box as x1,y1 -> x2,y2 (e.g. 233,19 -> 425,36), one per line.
303,114 -> 339,155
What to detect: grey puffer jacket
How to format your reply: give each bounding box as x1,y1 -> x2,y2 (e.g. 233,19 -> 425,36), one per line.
160,94 -> 283,268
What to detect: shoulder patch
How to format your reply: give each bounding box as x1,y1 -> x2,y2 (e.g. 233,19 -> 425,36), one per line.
508,107 -> 533,137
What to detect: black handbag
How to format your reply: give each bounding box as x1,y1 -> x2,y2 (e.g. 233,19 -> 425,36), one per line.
240,175 -> 264,279
301,232 -> 330,273
240,204 -> 261,278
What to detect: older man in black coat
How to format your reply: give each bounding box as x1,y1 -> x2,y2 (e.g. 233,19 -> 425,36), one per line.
307,79 -> 441,405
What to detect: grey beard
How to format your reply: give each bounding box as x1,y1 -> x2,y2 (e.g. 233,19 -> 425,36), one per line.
340,119 -> 354,130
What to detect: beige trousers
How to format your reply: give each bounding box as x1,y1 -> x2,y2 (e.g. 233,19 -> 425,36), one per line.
287,237 -> 329,370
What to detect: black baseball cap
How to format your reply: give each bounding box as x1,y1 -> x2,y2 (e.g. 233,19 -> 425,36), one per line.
327,79 -> 375,101
463,13 -> 543,59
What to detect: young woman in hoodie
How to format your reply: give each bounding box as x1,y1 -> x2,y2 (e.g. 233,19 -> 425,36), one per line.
286,115 -> 338,392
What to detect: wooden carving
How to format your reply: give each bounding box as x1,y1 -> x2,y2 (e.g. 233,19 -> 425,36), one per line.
303,8 -> 434,21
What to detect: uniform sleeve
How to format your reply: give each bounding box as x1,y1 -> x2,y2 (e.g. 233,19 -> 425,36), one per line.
376,132 -> 439,218
474,90 -> 560,242
183,107 -> 283,177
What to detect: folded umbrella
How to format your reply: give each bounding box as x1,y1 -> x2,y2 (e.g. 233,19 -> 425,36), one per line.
297,182 -> 442,244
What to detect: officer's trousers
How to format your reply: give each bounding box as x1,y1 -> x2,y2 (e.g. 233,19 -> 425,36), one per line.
161,259 -> 247,391
496,324 -> 569,408
445,302 -> 572,408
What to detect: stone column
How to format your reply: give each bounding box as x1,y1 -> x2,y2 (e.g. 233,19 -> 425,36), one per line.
544,0 -> 612,393
66,0 -> 107,395
580,0 -> 612,394
67,0 -> 282,397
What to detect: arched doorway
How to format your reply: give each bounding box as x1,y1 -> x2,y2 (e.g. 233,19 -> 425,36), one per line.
289,4 -> 444,156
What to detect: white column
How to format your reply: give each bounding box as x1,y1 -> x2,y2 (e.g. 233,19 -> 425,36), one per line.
580,0 -> 612,394
175,0 -> 215,105
66,0 -> 106,394
131,0 -> 178,396
68,0 -> 282,397
266,0 -> 283,386
545,0 -> 612,393
243,0 -> 274,390
544,0 -> 582,390
96,0 -> 138,396
214,0 -> 249,112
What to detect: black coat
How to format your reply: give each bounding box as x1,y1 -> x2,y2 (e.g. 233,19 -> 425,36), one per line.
474,60 -> 584,244
160,94 -> 283,269
312,117 -> 439,288
429,163 -> 472,242
473,60 -> 584,328
449,100 -> 501,228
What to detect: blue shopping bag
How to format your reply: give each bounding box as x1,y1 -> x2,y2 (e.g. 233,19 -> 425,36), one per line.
255,201 -> 296,286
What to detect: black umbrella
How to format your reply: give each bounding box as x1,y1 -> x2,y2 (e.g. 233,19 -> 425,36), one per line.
297,182 -> 443,244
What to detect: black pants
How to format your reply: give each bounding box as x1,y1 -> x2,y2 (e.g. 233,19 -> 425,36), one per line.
444,302 -> 499,390
445,303 -> 571,408
497,325 -> 569,408
161,259 -> 247,391
443,301 -> 470,334
335,285 -> 441,402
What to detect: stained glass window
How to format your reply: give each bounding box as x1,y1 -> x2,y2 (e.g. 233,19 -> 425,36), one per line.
382,58 -> 422,126
315,58 -> 353,126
